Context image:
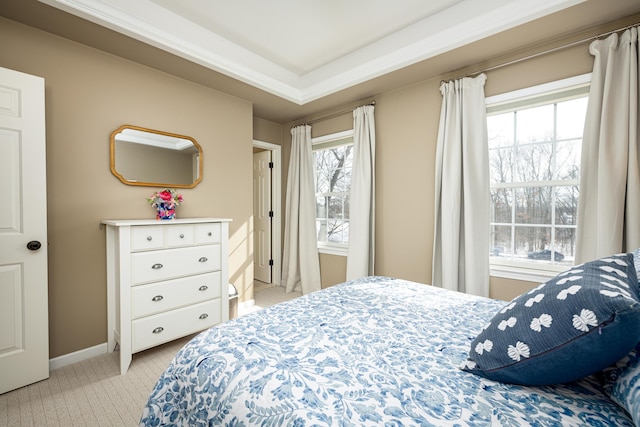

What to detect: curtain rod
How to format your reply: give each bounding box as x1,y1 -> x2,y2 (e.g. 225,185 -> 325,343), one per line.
450,21 -> 639,81
294,101 -> 375,128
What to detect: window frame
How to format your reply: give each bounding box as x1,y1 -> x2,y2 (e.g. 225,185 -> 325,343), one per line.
312,129 -> 354,256
486,73 -> 591,282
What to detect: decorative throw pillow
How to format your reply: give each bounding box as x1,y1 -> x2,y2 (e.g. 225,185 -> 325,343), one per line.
601,343 -> 640,425
461,253 -> 640,385
632,248 -> 640,284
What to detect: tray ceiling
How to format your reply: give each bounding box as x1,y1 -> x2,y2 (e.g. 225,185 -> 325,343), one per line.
38,0 -> 587,105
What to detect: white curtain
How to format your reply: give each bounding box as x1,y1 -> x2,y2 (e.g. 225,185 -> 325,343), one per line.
282,125 -> 322,294
576,27 -> 640,263
346,105 -> 376,280
432,74 -> 490,297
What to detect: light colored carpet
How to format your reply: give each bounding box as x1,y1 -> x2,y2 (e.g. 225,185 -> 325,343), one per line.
253,280 -> 275,293
0,335 -> 191,427
0,285 -> 300,427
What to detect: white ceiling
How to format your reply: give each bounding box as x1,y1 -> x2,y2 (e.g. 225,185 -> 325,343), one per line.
152,0 -> 462,75
38,0 -> 587,105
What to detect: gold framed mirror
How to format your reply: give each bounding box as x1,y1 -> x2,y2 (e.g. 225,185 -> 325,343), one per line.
110,125 -> 203,188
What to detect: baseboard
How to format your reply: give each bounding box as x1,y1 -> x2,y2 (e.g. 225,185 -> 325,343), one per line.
49,342 -> 108,371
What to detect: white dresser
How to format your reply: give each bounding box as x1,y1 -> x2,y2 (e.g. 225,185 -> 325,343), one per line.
102,218 -> 231,374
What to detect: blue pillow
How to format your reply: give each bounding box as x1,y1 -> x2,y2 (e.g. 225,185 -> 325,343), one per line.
461,253 -> 640,385
632,248 -> 640,283
601,343 -> 640,425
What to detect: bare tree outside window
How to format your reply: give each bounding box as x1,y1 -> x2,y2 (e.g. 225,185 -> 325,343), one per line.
488,95 -> 588,267
314,137 -> 353,246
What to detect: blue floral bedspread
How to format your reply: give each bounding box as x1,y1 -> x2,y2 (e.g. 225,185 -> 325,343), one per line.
140,276 -> 633,426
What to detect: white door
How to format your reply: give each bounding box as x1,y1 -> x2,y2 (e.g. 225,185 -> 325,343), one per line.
0,67 -> 49,394
253,150 -> 272,283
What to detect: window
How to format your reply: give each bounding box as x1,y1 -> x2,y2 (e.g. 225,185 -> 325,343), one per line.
486,75 -> 590,280
313,130 -> 354,255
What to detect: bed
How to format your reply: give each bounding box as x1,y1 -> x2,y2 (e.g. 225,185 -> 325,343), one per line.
140,272 -> 640,426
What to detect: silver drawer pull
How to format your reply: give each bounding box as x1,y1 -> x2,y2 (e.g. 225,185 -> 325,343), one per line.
198,257 -> 208,263
151,263 -> 163,269
146,236 -> 153,241
199,313 -> 208,320
152,295 -> 164,302
179,234 -> 184,238
207,232 -> 212,236
152,327 -> 164,334
198,285 -> 208,291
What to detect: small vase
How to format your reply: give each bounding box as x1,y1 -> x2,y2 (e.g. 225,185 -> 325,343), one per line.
156,202 -> 176,220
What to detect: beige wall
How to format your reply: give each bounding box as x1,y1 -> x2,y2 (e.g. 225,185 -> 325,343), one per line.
1,17 -> 254,358
253,117 -> 284,146
319,254 -> 348,288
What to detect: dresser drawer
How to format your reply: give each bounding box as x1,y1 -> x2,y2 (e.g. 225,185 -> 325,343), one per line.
195,223 -> 221,244
132,301 -> 219,352
132,272 -> 221,318
131,244 -> 221,284
131,226 -> 165,251
166,225 -> 195,247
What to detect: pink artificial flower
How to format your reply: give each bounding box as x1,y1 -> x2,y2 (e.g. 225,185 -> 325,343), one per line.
159,190 -> 173,202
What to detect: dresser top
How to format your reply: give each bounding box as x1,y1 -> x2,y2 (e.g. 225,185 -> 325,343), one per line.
102,218 -> 232,227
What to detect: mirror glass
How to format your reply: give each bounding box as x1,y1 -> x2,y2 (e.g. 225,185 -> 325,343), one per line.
110,125 -> 202,188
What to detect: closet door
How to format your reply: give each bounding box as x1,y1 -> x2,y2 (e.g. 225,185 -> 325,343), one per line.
0,67 -> 49,394
253,149 -> 272,284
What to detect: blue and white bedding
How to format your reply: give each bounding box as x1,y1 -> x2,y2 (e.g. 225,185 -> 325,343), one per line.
140,276 -> 634,426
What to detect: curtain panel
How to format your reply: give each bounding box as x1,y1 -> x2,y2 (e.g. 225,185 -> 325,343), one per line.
346,105 -> 376,280
576,26 -> 640,263
282,125 -> 322,294
432,74 -> 490,297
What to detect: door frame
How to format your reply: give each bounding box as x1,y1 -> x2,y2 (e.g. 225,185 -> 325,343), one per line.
253,139 -> 281,286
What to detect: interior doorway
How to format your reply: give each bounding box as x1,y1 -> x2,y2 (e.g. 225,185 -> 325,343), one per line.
253,140 -> 281,290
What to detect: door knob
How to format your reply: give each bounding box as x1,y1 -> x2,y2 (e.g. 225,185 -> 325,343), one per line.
27,241 -> 41,251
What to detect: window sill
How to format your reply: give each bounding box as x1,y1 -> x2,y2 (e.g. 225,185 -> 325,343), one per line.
490,263 -> 567,284
318,244 -> 348,257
